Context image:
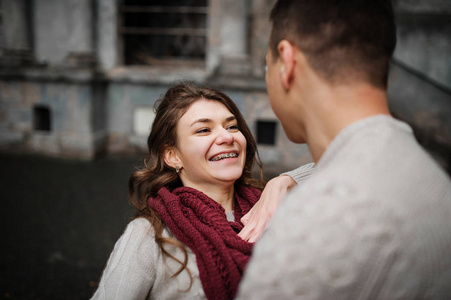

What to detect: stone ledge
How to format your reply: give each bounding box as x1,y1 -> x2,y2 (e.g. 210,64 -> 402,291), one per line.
107,66 -> 267,91
0,67 -> 102,83
394,0 -> 451,14
0,65 -> 268,91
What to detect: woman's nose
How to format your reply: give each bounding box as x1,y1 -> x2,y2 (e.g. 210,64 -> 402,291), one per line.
215,128 -> 234,144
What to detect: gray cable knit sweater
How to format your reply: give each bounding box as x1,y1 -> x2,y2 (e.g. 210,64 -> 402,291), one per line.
238,115 -> 451,299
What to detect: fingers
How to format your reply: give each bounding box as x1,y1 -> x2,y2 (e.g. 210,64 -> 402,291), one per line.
239,175 -> 296,242
240,218 -> 267,242
239,211 -> 267,242
241,210 -> 251,226
248,219 -> 266,243
239,210 -> 259,241
238,223 -> 253,240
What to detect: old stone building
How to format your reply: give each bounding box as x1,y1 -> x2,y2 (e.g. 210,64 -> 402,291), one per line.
1,0 -> 450,174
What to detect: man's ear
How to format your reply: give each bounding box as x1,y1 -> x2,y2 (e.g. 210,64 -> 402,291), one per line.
277,40 -> 296,90
163,147 -> 182,169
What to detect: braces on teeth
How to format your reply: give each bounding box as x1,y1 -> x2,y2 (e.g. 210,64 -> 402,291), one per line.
210,153 -> 238,161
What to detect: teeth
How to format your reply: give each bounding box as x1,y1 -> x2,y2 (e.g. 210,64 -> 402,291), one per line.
210,153 -> 238,161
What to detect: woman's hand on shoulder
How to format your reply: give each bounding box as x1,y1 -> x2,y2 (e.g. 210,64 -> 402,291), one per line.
238,175 -> 296,242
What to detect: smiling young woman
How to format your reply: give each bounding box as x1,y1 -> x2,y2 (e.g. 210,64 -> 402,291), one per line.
163,99 -> 248,204
90,82 -> 314,300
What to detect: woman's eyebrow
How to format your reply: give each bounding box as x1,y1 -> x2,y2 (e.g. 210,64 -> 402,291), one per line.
190,118 -> 211,127
190,115 -> 236,127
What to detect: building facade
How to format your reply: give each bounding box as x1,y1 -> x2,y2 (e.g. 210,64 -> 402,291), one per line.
0,0 -> 450,174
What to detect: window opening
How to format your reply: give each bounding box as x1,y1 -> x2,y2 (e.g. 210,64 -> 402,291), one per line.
120,0 -> 208,66
133,107 -> 155,136
33,105 -> 51,132
256,120 -> 277,145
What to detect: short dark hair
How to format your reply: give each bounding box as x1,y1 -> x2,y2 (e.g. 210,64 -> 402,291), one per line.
269,0 -> 397,88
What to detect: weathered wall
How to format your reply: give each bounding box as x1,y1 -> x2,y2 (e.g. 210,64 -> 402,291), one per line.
393,0 -> 451,88
33,0 -> 94,66
390,0 -> 451,169
0,0 -> 450,173
0,76 -> 107,159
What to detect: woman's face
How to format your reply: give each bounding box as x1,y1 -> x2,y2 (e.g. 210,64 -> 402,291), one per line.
168,99 -> 247,189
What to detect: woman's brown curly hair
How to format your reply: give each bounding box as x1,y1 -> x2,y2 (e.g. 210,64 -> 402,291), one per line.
128,82 -> 264,285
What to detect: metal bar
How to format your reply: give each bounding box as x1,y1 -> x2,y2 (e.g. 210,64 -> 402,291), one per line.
120,27 -> 207,36
391,58 -> 451,96
120,6 -> 208,14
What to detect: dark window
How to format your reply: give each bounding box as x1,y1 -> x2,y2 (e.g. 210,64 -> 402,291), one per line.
256,120 -> 277,145
33,105 -> 51,132
120,0 -> 208,65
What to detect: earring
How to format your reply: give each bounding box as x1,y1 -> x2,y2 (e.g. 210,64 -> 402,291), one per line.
175,165 -> 180,174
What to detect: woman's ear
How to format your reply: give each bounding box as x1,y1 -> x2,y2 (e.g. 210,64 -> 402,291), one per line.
163,147 -> 182,169
277,40 -> 296,90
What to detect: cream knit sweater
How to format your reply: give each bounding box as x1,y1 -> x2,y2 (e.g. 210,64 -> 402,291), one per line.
91,166 -> 315,299
238,116 -> 451,299
91,218 -> 205,299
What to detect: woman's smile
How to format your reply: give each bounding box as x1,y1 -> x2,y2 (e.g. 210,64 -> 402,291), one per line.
209,152 -> 239,162
171,99 -> 247,188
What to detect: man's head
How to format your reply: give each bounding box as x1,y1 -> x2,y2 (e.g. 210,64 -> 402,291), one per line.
269,0 -> 397,89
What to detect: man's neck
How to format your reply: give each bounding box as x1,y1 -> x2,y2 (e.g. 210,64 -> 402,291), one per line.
302,83 -> 391,162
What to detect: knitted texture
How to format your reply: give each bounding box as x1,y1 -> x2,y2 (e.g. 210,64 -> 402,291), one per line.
149,185 -> 261,300
238,116 -> 451,299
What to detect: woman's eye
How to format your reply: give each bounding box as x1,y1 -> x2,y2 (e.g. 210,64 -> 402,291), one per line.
195,128 -> 210,134
227,125 -> 239,131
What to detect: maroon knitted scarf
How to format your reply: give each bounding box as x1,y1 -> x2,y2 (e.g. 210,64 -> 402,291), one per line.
149,185 -> 261,300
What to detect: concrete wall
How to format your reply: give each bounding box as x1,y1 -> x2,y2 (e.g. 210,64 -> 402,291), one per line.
393,0 -> 451,88
0,75 -> 107,159
33,0 -> 94,66
2,0 -> 30,50
390,0 -> 451,169
0,0 -> 450,173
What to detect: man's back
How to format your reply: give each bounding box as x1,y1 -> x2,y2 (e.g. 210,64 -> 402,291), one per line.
239,116 -> 451,299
